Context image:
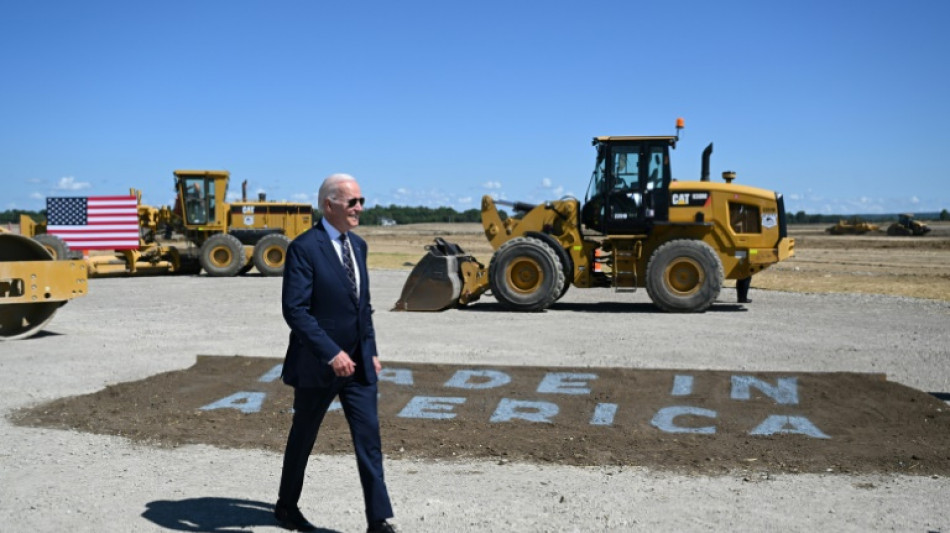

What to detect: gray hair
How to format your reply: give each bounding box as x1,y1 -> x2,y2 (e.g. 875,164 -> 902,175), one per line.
317,173 -> 357,208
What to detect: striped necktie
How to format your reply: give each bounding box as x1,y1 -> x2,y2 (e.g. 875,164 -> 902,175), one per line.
339,233 -> 357,295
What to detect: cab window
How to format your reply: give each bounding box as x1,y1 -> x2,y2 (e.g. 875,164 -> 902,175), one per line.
646,146 -> 665,192
582,148 -> 608,231
613,151 -> 639,191
184,177 -> 209,224
730,203 -> 761,233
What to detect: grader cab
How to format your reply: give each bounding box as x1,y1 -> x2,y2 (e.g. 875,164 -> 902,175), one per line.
395,120 -> 795,313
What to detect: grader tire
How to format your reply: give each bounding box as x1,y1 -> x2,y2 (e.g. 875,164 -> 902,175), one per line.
31,234 -> 70,260
645,239 -> 723,313
252,234 -> 290,277
488,236 -> 564,312
199,234 -> 245,277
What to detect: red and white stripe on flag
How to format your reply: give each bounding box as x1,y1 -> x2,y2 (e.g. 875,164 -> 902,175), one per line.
46,195 -> 140,250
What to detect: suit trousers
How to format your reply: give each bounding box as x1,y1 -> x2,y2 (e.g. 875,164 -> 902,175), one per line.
277,375 -> 394,523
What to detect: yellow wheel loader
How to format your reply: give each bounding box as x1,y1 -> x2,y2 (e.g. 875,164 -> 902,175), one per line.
0,229 -> 87,340
395,120 -> 795,313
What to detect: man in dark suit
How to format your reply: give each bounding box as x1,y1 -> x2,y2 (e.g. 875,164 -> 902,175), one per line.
275,174 -> 396,533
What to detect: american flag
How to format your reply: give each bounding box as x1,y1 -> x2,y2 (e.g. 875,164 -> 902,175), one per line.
46,196 -> 140,250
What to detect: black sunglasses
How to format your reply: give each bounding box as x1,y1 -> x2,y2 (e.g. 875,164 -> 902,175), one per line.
334,196 -> 365,208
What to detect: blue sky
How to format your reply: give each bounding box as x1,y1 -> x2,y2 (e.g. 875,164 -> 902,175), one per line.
2,1 -> 948,216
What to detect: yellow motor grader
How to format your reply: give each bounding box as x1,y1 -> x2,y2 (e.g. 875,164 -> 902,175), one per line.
825,219 -> 880,235
21,170 -> 313,277
0,229 -> 88,340
168,170 -> 313,276
395,121 -> 795,313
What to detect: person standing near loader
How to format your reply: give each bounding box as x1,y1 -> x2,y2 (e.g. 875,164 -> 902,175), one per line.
737,275 -> 752,304
274,173 -> 396,533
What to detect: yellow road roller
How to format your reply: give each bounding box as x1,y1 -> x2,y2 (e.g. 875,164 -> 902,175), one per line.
0,229 -> 88,340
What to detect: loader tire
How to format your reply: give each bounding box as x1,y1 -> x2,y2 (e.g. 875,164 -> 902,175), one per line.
645,239 -> 723,313
199,234 -> 245,277
252,234 -> 290,276
31,234 -> 70,260
488,236 -> 565,312
525,231 -> 573,301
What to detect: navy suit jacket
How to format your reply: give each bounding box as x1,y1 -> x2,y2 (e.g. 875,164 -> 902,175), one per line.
281,220 -> 377,388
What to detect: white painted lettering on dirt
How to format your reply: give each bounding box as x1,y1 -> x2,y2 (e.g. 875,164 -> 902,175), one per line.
651,406 -> 718,434
490,399 -> 559,423
258,364 -> 283,383
537,373 -> 598,395
731,375 -> 799,404
398,396 -> 466,419
200,392 -> 267,414
672,375 -> 693,396
379,368 -> 414,386
201,368 -> 830,439
444,369 -> 511,390
749,415 -> 831,439
591,403 -> 618,426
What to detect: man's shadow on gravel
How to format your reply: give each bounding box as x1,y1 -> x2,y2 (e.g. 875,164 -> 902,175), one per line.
142,497 -> 341,533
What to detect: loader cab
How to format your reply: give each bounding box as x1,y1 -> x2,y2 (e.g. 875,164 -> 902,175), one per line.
174,170 -> 228,228
582,136 -> 675,234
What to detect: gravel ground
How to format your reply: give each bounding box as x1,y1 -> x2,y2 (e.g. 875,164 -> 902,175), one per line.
1,271 -> 948,532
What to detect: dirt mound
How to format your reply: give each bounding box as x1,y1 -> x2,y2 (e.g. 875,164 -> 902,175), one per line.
12,356 -> 950,475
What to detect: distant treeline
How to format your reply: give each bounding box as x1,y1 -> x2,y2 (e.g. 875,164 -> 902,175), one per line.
790,210 -> 950,223
1,209 -> 46,225
357,205 -> 485,225
4,207 -> 949,227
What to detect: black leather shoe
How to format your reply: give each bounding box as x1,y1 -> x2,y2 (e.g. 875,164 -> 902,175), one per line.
274,504 -> 317,532
738,298 -> 752,304
367,520 -> 397,533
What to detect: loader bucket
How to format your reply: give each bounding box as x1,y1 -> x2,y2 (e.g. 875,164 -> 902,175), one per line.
393,238 -> 467,311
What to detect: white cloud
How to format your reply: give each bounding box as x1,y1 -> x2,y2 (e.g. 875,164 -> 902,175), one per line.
541,178 -> 552,188
55,176 -> 91,191
482,181 -> 502,189
376,186 -> 457,208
